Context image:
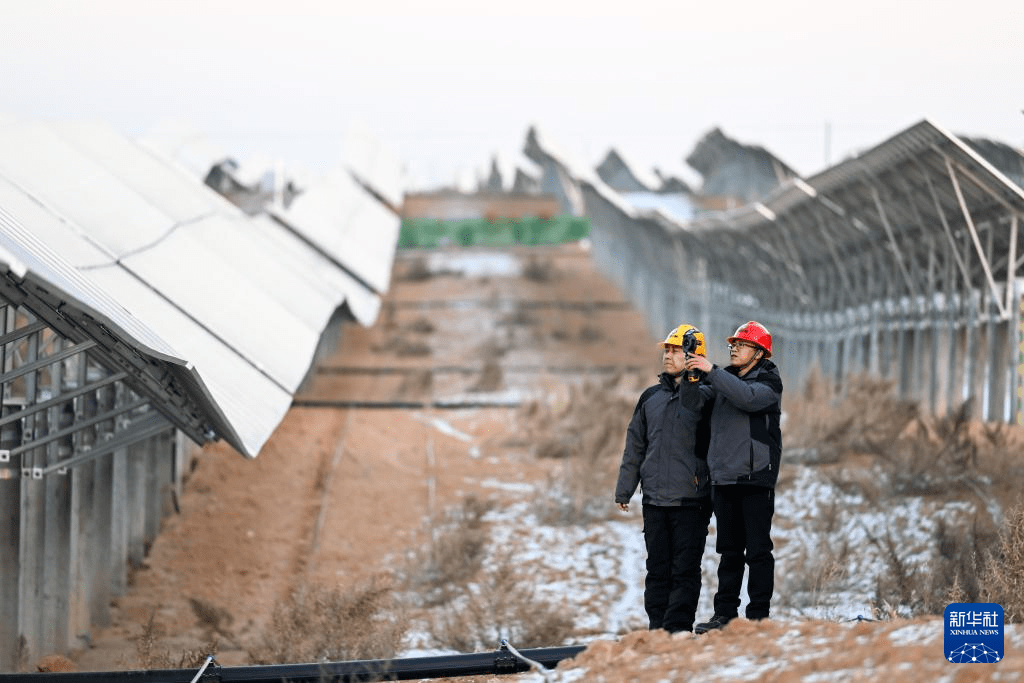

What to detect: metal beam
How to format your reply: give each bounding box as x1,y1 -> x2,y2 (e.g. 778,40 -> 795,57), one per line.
922,165 -> 974,291
40,412 -> 172,478
1007,215 -> 1019,316
945,157 -> 1008,319
0,320 -> 47,349
868,185 -> 918,298
0,372 -> 127,428
0,339 -> 97,385
12,397 -> 150,463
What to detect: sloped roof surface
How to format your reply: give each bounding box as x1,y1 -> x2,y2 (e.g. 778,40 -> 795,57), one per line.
270,167 -> 399,297
0,119 -> 398,457
0,204 -> 243,450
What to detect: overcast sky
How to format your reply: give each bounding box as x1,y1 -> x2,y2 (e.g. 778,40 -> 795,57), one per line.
3,0 -> 1021,189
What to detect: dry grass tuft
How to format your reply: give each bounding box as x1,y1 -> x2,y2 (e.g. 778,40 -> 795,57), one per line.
501,305 -> 538,329
786,372 -> 1024,508
395,369 -> 433,398
131,610 -> 219,670
404,495 -> 493,606
188,597 -> 237,646
981,503 -> 1024,622
405,317 -> 436,334
518,381 -> 634,525
428,554 -> 575,651
250,577 -> 407,665
783,369 -> 1024,617
521,256 -> 558,282
387,338 -> 432,356
470,358 -> 504,392
784,369 -> 918,461
397,257 -> 433,282
777,540 -> 850,612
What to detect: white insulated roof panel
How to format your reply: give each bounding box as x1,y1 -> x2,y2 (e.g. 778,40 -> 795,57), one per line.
50,120 -> 239,223
138,119 -> 232,179
86,265 -> 291,457
0,205 -> 181,362
0,123 -> 172,256
0,117 -> 399,457
175,213 -> 338,334
43,121 -> 369,328
343,123 -> 405,210
249,214 -> 381,326
119,225 -> 320,393
272,167 -> 399,295
0,175 -> 114,269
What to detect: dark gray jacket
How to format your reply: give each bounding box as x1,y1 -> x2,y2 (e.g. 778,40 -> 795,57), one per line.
702,360 -> 783,488
615,372 -> 712,506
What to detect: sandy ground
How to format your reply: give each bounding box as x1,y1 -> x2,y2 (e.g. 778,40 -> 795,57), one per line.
60,243 -> 1024,680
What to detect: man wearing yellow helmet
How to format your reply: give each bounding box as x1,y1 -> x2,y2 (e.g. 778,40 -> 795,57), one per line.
614,323 -> 714,633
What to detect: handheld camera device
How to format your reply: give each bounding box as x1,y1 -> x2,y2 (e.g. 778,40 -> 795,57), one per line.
681,329 -> 702,383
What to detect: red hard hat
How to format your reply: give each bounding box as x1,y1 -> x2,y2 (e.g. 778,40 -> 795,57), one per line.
727,321 -> 772,358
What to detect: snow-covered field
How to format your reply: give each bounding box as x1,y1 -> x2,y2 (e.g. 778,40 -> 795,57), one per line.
397,411 -> 1018,680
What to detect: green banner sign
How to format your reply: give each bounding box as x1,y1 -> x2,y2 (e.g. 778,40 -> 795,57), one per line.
398,216 -> 589,249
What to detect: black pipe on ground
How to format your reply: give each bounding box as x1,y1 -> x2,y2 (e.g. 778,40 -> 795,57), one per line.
290,399 -> 523,409
2,644 -> 586,682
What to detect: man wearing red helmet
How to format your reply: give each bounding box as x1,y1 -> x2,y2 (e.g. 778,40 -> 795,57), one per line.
683,321 -> 783,633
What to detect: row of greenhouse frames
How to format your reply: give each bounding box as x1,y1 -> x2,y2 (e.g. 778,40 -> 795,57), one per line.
0,119 -> 402,670
524,120 -> 1024,424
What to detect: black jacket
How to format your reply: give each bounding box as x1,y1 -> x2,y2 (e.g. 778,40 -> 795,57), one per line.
701,359 -> 783,487
615,372 -> 712,506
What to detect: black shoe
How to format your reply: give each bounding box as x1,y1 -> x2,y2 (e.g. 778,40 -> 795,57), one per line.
694,614 -> 733,634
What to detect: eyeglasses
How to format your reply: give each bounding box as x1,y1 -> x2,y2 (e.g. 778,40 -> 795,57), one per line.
728,342 -> 757,351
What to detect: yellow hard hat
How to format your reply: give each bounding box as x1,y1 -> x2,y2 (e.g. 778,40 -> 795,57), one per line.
659,324 -> 706,356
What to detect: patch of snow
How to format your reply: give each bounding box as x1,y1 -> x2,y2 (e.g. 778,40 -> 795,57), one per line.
434,388 -> 532,406
427,250 -> 521,277
887,621 -> 939,647
412,413 -> 474,442
479,479 -> 537,494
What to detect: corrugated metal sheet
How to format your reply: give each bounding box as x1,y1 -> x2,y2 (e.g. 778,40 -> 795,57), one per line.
0,117 -> 401,457
0,204 -> 246,452
0,123 -> 172,255
0,204 -> 178,361
270,167 -> 399,296
0,175 -> 115,268
86,265 -> 291,456
119,220 -> 320,392
343,122 -> 405,210
137,119 -> 232,179
52,120 -> 239,222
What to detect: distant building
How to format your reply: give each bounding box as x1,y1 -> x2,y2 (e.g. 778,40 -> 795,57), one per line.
401,189 -> 561,221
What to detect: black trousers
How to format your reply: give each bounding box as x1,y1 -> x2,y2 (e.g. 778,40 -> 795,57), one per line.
642,500 -> 712,632
711,484 -> 775,620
